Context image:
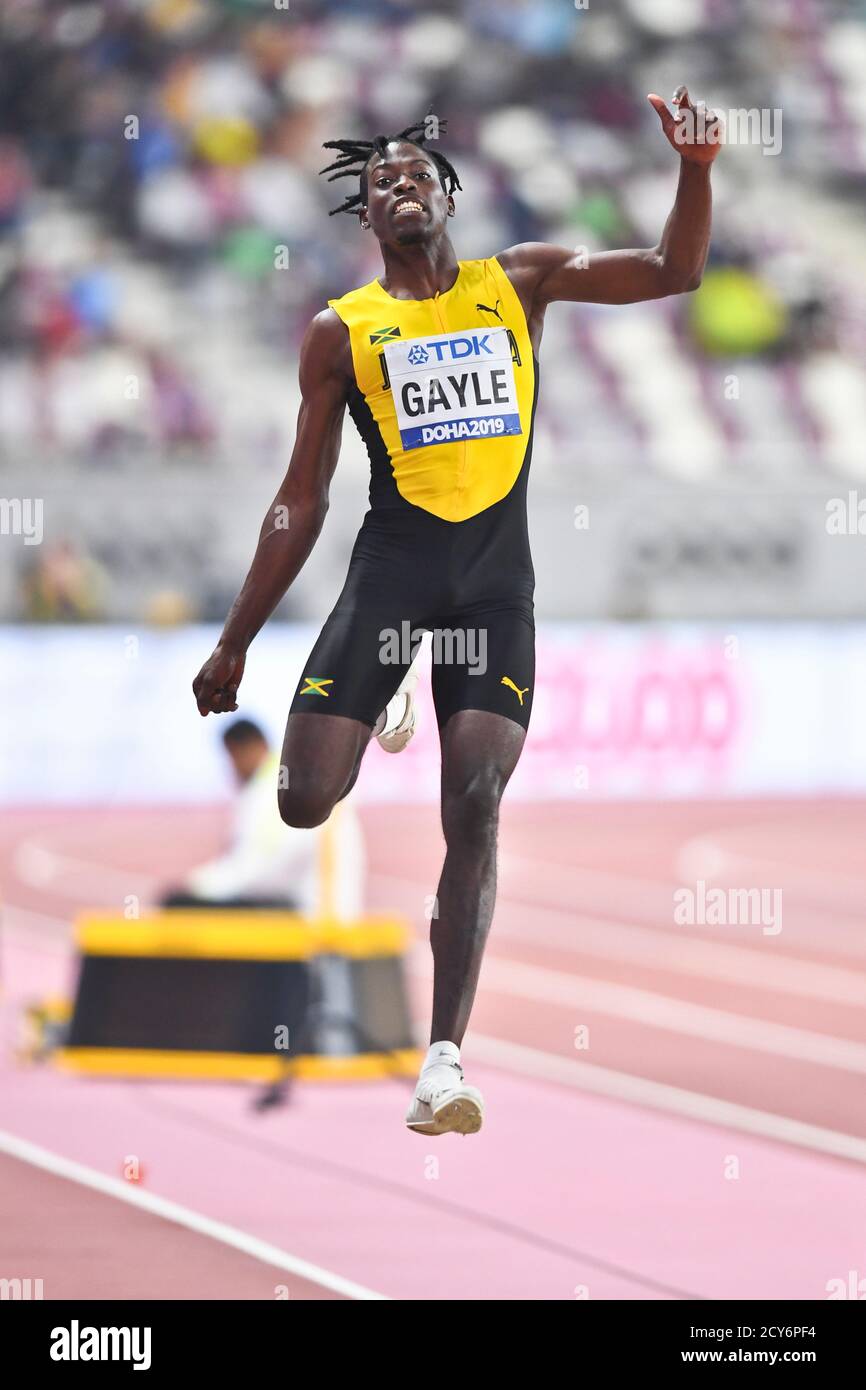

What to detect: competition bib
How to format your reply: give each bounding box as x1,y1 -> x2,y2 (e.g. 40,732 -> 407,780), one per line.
384,326 -> 522,450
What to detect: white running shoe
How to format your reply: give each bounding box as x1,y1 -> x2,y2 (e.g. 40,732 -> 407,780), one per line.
377,658 -> 420,754
405,1059 -> 485,1137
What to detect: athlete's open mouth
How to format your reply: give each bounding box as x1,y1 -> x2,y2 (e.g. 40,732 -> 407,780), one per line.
393,198 -> 426,219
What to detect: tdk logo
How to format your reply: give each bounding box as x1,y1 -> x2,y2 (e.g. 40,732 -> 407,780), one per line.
407,335 -> 493,366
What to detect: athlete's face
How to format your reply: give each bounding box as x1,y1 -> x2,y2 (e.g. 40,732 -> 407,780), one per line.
360,141 -> 454,247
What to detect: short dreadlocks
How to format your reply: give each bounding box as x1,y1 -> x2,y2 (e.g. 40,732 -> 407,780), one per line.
319,119 -> 462,217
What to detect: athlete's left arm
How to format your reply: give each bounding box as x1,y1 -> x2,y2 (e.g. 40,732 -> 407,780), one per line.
499,87 -> 720,308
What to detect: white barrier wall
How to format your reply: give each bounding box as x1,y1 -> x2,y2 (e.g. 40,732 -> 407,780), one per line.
2,623 -> 866,804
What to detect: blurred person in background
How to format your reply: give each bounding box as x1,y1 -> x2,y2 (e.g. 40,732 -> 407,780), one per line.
161,716 -> 365,916
193,89 -> 720,1138
19,539 -> 106,621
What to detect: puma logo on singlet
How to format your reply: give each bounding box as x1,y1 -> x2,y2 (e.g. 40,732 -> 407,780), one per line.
476,300 -> 503,321
501,676 -> 529,705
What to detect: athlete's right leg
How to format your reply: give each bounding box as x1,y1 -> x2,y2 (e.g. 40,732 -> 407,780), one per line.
278,601 -> 422,828
278,711 -> 372,829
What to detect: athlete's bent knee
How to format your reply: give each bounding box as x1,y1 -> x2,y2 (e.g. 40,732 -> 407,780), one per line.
277,784 -> 334,830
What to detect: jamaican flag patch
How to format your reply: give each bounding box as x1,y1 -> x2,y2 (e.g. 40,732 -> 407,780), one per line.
369,325 -> 402,347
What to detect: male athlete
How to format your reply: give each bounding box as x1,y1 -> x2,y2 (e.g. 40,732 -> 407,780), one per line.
193,90 -> 719,1136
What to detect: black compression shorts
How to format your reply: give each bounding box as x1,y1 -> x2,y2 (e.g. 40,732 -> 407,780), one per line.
289,493 -> 536,733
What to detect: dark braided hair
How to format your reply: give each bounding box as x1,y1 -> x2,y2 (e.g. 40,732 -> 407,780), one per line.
319,119 -> 462,217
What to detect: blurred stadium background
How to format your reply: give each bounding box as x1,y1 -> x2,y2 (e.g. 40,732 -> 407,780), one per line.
3,0 -> 866,1303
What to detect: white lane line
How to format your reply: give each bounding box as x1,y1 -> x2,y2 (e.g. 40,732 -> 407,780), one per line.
500,847 -> 866,927
491,903 -> 866,1007
375,872 -> 866,1007
0,1130 -> 389,1302
14,870 -> 866,1014
676,829 -> 866,909
503,854 -> 673,919
1,903 -> 72,935
466,1034 -> 866,1166
12,837 -> 161,899
410,952 -> 866,1074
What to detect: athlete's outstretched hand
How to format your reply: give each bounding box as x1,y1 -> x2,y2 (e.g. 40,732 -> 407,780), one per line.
193,643 -> 246,716
648,86 -> 722,166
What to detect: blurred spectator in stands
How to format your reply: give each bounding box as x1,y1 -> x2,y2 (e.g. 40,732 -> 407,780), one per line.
19,540 -> 106,621
0,137 -> 33,232
2,0 -> 866,621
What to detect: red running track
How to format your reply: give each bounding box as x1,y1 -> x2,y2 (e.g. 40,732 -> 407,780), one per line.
1,800 -> 866,1300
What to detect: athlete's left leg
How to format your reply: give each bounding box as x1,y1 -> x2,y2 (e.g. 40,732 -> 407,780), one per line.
404,707 -> 526,1136
426,605 -> 535,1041
431,708 -> 526,1045
404,606 -> 534,1134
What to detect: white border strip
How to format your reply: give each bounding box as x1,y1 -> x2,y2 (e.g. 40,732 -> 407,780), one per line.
377,870 -> 866,1005
474,956 -> 866,1074
409,951 -> 866,1074
0,1129 -> 388,1301
467,1034 -> 866,1165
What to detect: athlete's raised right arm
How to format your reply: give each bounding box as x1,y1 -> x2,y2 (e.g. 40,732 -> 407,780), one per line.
193,309 -> 351,716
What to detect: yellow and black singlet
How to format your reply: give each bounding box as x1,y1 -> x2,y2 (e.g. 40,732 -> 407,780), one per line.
290,256 -> 538,732
331,255 -> 536,523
